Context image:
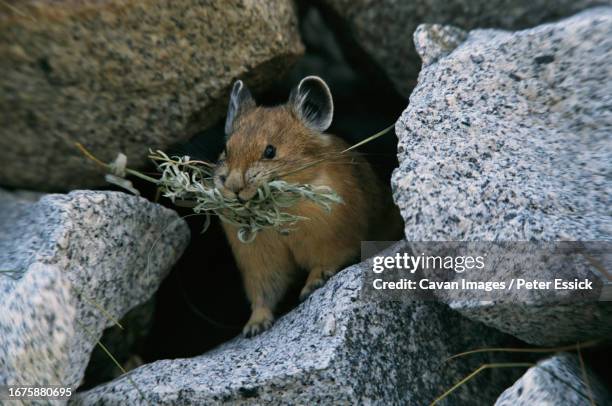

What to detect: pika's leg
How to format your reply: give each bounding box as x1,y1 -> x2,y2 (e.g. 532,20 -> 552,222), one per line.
242,266 -> 294,337
299,266 -> 339,301
229,234 -> 296,337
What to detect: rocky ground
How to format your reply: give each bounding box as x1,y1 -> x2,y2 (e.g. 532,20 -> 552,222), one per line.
0,1 -> 610,405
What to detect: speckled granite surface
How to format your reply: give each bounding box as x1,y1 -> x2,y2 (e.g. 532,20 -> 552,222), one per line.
495,353 -> 611,406
318,0 -> 607,96
72,242 -> 519,405
391,9 -> 612,346
0,190 -> 189,391
392,8 -> 611,241
0,0 -> 303,191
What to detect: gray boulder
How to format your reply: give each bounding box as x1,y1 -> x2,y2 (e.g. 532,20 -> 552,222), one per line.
391,9 -> 612,345
319,0 -> 608,96
0,190 -> 189,393
0,0 -> 303,191
496,353 -> 611,405
73,242 -> 519,405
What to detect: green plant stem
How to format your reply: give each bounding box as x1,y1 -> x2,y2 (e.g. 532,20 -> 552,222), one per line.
430,362 -> 534,405
446,339 -> 602,362
341,123 -> 395,153
124,168 -> 160,184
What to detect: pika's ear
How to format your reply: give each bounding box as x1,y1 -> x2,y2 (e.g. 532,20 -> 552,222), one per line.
289,76 -> 334,132
225,80 -> 255,137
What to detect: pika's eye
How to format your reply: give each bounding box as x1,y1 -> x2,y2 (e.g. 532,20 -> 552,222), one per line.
263,145 -> 276,159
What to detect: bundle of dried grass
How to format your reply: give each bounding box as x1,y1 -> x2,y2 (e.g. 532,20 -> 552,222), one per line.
150,150 -> 342,242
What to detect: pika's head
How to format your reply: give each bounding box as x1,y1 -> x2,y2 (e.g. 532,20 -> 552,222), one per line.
214,76 -> 334,202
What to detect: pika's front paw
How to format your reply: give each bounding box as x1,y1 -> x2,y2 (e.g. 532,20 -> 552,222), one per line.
299,278 -> 325,301
299,269 -> 336,301
242,308 -> 274,338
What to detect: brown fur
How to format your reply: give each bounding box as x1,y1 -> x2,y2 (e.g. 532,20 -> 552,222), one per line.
215,104 -> 403,337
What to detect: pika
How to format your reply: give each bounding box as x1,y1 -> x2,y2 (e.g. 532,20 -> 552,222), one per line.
215,76 -> 403,337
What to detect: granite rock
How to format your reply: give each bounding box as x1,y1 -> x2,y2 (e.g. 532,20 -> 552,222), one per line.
413,24 -> 467,67
391,9 -> 612,345
0,190 -> 189,392
73,242 -> 519,405
0,0 -> 303,191
319,0 -> 607,96
393,7 -> 612,242
495,353 -> 612,406
451,300 -> 612,347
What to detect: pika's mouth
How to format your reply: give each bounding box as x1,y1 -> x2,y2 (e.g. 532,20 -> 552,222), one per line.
237,187 -> 258,202
218,184 -> 258,203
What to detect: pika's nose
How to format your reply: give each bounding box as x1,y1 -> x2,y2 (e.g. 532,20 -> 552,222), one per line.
224,171 -> 245,195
